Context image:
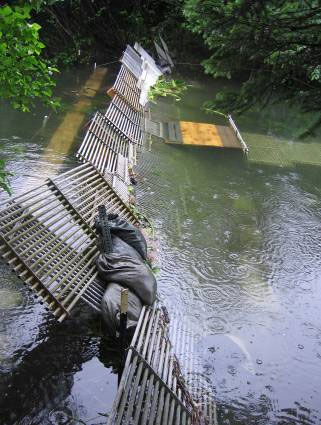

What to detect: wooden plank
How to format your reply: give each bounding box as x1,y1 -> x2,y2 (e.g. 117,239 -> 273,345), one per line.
178,121 -> 242,149
160,122 -> 170,140
145,118 -> 161,137
180,121 -> 223,147
168,121 -> 182,143
216,125 -> 242,149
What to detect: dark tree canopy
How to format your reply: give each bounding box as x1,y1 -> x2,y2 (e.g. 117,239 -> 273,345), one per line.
1,0 -> 321,193
183,0 -> 321,120
2,0 -> 321,117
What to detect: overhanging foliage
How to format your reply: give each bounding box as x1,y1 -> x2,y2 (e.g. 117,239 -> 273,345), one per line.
183,0 -> 321,120
0,3 -> 59,112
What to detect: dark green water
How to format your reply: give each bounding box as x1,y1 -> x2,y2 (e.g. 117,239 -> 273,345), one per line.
0,67 -> 321,425
136,80 -> 321,424
0,66 -> 118,425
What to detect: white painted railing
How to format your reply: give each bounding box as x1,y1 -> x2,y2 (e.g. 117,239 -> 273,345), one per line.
228,114 -> 249,155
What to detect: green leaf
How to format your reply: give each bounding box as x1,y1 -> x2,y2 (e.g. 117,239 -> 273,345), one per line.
1,6 -> 12,17
31,23 -> 41,31
0,4 -> 59,112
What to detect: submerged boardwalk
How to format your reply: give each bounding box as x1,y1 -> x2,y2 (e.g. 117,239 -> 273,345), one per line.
153,115 -> 249,153
108,304 -> 217,425
0,44 -> 218,425
179,121 -> 242,148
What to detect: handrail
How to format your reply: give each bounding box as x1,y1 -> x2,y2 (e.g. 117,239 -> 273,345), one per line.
228,114 -> 249,155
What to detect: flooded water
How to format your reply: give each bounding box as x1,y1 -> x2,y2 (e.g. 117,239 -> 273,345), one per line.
0,66 -> 321,425
136,78 -> 321,424
0,66 -> 119,425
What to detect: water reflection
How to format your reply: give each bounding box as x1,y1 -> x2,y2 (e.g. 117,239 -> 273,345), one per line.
0,66 -> 119,424
1,64 -> 321,424
0,302 -> 119,425
136,85 -> 321,423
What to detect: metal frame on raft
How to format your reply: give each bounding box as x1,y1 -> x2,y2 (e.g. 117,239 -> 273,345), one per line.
109,305 -> 192,425
168,313 -> 218,424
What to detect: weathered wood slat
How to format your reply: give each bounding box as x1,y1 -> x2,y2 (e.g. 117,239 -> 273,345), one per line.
0,163 -> 139,321
111,65 -> 142,111
105,94 -> 145,146
77,111 -> 134,174
107,305 -> 194,425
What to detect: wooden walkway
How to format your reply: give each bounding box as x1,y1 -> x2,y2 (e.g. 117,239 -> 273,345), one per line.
179,121 -> 242,148
0,43 -> 218,424
155,117 -> 248,153
108,304 -> 217,425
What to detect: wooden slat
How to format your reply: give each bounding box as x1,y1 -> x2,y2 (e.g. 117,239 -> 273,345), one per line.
166,121 -> 243,149
216,124 -> 243,148
0,164 -> 140,321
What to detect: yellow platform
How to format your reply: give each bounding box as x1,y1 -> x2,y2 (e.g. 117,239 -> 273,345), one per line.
179,121 -> 242,149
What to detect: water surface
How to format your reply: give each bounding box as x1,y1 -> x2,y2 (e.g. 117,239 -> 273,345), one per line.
0,65 -> 119,425
0,66 -> 321,425
136,78 -> 321,424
